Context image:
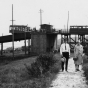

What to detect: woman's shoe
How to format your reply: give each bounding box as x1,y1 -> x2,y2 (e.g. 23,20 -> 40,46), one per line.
75,69 -> 80,72
75,69 -> 77,72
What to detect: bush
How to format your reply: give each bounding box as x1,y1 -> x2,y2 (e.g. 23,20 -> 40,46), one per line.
36,54 -> 56,73
82,54 -> 88,84
25,53 -> 57,78
24,62 -> 42,78
83,64 -> 88,80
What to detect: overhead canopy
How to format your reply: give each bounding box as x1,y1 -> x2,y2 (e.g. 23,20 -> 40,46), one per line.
0,32 -> 31,43
40,24 -> 53,29
70,26 -> 88,34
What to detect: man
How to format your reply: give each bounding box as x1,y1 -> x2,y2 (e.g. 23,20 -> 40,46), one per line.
74,40 -> 83,71
60,38 -> 70,72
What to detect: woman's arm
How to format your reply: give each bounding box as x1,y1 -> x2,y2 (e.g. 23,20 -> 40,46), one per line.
74,45 -> 76,53
80,45 -> 83,54
74,45 -> 77,57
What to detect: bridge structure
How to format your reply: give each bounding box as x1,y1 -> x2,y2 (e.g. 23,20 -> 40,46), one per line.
0,25 -> 31,55
0,24 -> 88,55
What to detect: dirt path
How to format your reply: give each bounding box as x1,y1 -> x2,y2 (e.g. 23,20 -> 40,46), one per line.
49,57 -> 88,88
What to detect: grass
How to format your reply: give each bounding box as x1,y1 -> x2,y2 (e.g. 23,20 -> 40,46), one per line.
82,54 -> 88,84
0,53 -> 61,88
0,52 -> 37,66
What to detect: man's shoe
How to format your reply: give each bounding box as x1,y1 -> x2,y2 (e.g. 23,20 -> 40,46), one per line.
77,69 -> 80,71
75,69 -> 80,72
62,70 -> 64,72
77,69 -> 81,72
66,70 -> 68,72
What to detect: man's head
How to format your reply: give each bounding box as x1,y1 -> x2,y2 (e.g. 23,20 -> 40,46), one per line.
64,38 -> 67,43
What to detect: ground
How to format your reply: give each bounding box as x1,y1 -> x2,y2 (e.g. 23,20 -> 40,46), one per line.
0,54 -> 88,88
0,56 -> 36,70
49,57 -> 88,88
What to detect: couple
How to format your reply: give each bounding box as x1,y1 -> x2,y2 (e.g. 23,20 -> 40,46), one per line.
60,38 -> 83,72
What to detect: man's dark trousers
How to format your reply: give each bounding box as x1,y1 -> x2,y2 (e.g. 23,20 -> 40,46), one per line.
61,52 -> 69,71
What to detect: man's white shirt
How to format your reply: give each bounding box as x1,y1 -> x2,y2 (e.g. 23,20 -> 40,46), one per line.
60,43 -> 70,55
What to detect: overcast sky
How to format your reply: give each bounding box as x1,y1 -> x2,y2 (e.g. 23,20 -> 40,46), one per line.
0,0 -> 88,49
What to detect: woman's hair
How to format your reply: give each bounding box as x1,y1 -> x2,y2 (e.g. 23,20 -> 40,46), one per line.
77,40 -> 81,43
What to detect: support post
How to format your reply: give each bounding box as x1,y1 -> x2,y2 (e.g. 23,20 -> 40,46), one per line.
12,4 -> 14,59
84,35 -> 85,43
75,34 -> 76,45
82,35 -> 83,44
61,35 -> 63,44
54,35 -> 58,50
78,35 -> 80,40
10,4 -> 15,59
56,35 -> 57,49
39,9 -> 43,26
24,30 -> 26,55
1,43 -> 3,55
69,35 -> 71,46
80,35 -> 82,41
67,35 -> 68,43
28,39 -> 30,54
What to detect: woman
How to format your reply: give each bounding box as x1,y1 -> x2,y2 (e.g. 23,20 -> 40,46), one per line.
74,40 -> 83,72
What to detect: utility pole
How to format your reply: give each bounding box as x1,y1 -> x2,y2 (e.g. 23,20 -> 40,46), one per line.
67,11 -> 69,33
24,25 -> 27,55
1,33 -> 3,55
10,4 -> 15,59
39,9 -> 43,26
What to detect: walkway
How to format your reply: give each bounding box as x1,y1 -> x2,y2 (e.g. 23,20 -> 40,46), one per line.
49,57 -> 88,88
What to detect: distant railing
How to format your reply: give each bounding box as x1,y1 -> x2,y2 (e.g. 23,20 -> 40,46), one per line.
31,28 -> 57,33
60,29 -> 70,33
9,25 -> 32,33
70,26 -> 88,34
9,25 -> 71,34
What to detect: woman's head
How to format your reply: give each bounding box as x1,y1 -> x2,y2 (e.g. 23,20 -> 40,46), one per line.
77,40 -> 81,45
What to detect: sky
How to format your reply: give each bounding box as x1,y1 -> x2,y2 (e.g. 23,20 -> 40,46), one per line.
0,0 -> 88,49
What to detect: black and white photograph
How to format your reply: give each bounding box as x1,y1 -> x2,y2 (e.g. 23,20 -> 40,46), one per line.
0,0 -> 88,88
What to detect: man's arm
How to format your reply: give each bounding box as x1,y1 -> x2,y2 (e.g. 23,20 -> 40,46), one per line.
68,44 -> 70,56
60,44 -> 62,56
74,45 -> 77,57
